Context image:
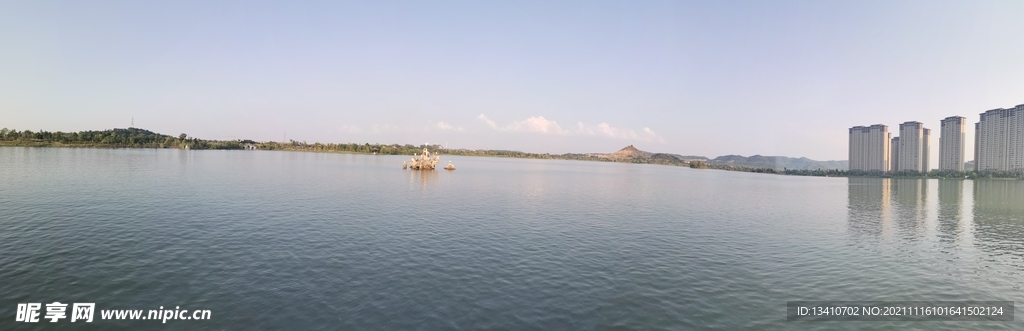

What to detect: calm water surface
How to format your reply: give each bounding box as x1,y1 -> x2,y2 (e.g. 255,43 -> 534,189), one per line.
1,147 -> 1022,330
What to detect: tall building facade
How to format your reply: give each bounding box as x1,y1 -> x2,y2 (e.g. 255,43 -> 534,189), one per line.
897,121 -> 930,172
939,116 -> 966,171
975,105 -> 1024,172
890,137 -> 900,171
923,128 -> 930,171
849,124 -> 891,172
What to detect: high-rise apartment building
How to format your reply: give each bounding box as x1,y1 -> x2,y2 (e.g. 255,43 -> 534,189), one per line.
897,121 -> 929,172
890,137 -> 900,171
939,116 -> 966,171
923,128 -> 930,171
975,105 -> 1024,172
849,124 -> 891,172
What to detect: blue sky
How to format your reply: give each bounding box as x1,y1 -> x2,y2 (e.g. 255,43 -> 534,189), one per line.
2,1 -> 1023,161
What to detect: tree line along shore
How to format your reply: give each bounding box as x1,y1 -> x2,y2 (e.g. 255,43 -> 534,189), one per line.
2,127 -> 1022,179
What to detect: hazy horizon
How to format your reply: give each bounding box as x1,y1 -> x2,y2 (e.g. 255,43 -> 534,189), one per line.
3,1 -> 1023,164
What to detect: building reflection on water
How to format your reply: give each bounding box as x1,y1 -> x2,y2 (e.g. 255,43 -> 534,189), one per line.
847,178 -> 891,237
848,177 -> 1024,263
891,178 -> 928,240
936,179 -> 965,244
972,180 -> 1024,259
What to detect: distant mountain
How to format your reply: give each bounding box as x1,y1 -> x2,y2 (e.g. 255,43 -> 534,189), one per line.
710,154 -> 846,170
595,146 -> 846,170
605,145 -> 651,161
668,154 -> 711,162
649,153 -> 683,162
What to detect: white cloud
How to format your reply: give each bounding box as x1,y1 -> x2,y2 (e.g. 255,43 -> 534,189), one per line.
339,125 -> 362,134
342,122 -> 458,135
476,114 -> 498,129
577,122 -> 665,143
435,121 -> 464,132
507,116 -> 568,134
477,114 -> 568,135
370,124 -> 402,133
479,114 -> 664,143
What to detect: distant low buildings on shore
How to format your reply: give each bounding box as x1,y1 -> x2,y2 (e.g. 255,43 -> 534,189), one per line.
849,103 -> 1024,173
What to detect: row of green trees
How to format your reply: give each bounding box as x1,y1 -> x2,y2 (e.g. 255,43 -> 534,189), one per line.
778,168 -> 1024,179
5,127 -> 1023,179
258,141 -> 445,155
256,140 -> 644,163
1,127 -> 172,147
0,127 -> 610,157
826,169 -> 1024,179
687,161 -> 1024,179
0,127 -> 240,149
706,164 -> 786,174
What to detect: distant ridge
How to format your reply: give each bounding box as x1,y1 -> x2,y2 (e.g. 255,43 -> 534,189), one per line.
1,126 -> 849,171
606,145 -> 651,160
710,155 -> 847,170
595,146 -> 846,170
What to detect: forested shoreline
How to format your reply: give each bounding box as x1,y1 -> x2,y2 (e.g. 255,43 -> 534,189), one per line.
3,127 -> 1021,179
0,127 -> 240,149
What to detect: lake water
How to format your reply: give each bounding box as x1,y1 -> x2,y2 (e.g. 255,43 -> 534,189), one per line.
1,147 -> 1022,330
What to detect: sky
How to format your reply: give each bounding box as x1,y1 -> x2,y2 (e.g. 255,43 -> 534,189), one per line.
2,1 -> 1023,162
